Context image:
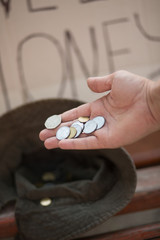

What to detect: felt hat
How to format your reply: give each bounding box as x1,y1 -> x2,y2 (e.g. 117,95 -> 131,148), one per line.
0,99 -> 137,240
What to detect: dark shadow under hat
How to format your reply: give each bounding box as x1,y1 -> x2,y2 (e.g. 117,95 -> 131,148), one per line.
0,99 -> 137,240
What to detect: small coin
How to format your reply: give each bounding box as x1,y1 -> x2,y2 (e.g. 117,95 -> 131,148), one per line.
67,127 -> 77,139
42,172 -> 56,182
56,126 -> 70,140
71,124 -> 83,138
83,120 -> 97,134
92,116 -> 106,130
44,115 -> 61,129
78,116 -> 90,123
71,121 -> 84,130
40,198 -> 52,207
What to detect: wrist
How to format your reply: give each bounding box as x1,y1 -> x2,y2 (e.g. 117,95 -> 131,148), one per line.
147,79 -> 160,129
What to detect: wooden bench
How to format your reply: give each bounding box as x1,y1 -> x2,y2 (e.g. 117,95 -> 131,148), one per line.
0,130 -> 160,239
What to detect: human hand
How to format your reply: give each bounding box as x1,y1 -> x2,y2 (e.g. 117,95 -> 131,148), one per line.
39,70 -> 159,150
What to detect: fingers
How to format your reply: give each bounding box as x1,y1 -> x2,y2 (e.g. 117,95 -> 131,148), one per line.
40,103 -> 92,150
61,102 -> 91,122
40,103 -> 91,142
39,129 -> 54,141
87,73 -> 114,93
44,136 -> 59,149
45,135 -> 99,150
39,121 -> 73,141
41,130 -> 99,150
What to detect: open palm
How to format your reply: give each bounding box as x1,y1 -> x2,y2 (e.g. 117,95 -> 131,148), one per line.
40,70 -> 156,150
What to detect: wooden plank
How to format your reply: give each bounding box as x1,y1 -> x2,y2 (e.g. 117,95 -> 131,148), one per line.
125,130 -> 160,168
118,165 -> 160,215
136,165 -> 160,192
79,223 -> 160,240
118,190 -> 160,215
0,205 -> 17,238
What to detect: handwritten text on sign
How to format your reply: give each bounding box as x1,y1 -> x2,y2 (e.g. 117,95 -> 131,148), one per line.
0,0 -> 160,114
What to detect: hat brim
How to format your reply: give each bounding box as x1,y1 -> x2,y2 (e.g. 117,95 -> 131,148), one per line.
0,99 -> 137,240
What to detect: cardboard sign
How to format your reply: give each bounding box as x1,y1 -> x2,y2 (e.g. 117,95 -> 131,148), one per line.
0,0 -> 160,115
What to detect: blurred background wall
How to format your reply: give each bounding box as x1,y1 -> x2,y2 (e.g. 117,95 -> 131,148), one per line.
0,0 -> 160,115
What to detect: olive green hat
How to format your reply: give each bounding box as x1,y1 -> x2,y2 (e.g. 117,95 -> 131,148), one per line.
0,99 -> 137,240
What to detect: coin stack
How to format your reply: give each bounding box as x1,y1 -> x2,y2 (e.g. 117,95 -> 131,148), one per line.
45,115 -> 106,140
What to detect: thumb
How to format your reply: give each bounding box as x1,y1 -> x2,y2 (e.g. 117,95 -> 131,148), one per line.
87,73 -> 114,93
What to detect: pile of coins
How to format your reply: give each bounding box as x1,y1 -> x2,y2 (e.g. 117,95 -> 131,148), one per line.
45,115 -> 106,140
37,170 -> 74,206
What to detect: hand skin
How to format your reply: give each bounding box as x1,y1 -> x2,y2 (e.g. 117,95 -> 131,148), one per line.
39,70 -> 160,150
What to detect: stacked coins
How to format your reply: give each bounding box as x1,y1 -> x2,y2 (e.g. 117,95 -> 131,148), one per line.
45,115 -> 106,140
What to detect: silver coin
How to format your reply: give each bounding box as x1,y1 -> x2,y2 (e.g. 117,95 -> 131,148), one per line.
92,116 -> 106,130
83,120 -> 97,134
72,124 -> 83,138
71,121 -> 84,130
56,126 -> 70,140
45,115 -> 61,129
